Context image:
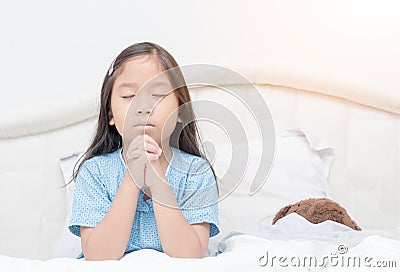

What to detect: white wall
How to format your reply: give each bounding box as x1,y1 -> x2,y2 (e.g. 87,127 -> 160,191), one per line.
1,0 -> 400,128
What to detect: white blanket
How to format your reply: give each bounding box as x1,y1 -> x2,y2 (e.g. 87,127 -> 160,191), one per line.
218,214 -> 400,271
1,214 -> 399,271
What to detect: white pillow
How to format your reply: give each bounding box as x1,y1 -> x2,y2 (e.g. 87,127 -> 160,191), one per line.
207,126 -> 333,254
54,126 -> 333,257
52,152 -> 84,258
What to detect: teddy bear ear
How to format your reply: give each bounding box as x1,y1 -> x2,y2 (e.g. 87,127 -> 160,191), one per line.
272,204 -> 293,225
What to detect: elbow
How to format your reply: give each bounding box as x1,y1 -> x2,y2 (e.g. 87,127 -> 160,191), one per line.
189,251 -> 206,259
84,254 -> 123,261
164,234 -> 208,258
85,257 -> 122,261
82,240 -> 124,261
167,251 -> 205,259
83,250 -> 124,261
165,246 -> 207,259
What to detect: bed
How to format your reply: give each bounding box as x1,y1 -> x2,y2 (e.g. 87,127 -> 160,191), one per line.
1,81 -> 399,271
0,1 -> 399,271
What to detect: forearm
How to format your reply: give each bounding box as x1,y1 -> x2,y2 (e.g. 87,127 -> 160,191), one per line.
83,172 -> 140,260
151,181 -> 204,258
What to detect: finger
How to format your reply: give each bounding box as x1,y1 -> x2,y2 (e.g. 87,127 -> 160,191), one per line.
126,149 -> 142,161
143,134 -> 158,146
143,134 -> 162,155
141,136 -> 159,154
146,152 -> 160,161
144,142 -> 161,155
127,135 -> 145,152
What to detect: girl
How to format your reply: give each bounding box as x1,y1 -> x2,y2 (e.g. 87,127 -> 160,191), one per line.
68,42 -> 219,260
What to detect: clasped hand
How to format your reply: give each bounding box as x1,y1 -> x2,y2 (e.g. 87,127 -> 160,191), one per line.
123,134 -> 166,189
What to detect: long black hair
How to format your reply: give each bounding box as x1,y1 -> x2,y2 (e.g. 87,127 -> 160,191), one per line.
67,42 -> 217,186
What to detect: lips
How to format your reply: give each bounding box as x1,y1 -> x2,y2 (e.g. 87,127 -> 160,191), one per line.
134,123 -> 155,128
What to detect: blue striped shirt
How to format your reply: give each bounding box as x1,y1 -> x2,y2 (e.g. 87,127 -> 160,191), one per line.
68,146 -> 220,259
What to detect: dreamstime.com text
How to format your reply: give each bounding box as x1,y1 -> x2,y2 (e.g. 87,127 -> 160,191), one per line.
258,245 -> 397,268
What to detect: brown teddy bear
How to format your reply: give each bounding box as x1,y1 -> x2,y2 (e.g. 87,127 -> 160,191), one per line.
272,198 -> 361,231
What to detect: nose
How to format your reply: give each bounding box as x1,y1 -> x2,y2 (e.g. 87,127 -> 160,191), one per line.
137,108 -> 151,114
134,92 -> 154,115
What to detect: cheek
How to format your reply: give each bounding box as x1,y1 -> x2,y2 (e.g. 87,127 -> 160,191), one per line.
156,98 -> 179,137
110,99 -> 129,134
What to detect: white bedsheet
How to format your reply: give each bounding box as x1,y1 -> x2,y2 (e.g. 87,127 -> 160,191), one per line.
219,214 -> 400,271
1,214 -> 399,271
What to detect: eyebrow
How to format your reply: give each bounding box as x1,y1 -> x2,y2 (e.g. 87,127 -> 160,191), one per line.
148,80 -> 170,87
116,82 -> 137,89
116,80 -> 171,91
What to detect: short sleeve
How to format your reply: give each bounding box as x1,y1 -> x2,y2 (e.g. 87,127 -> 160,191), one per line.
178,159 -> 220,237
68,160 -> 112,237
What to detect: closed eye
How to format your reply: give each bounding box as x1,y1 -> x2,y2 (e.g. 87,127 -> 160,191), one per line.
152,94 -> 167,98
122,94 -> 136,99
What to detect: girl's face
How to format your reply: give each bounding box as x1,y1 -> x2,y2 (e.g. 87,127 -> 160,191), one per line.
109,55 -> 180,145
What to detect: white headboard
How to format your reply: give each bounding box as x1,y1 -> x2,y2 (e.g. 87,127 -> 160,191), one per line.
1,83 -> 399,260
